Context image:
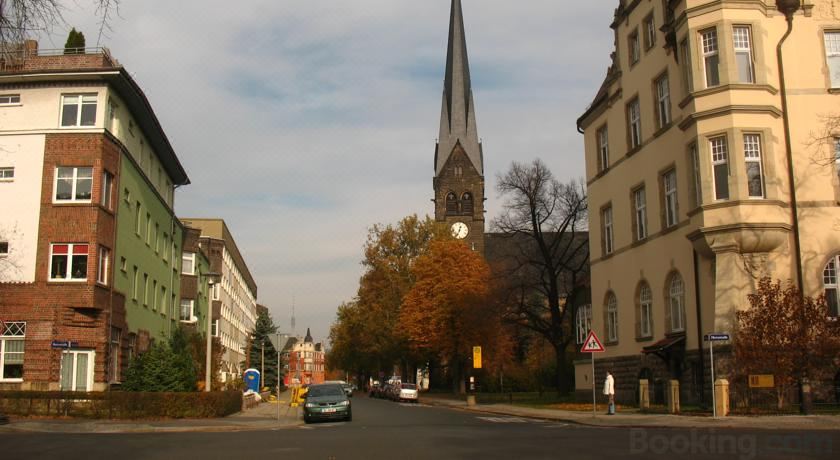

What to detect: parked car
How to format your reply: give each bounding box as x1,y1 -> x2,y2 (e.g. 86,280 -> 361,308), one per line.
395,383 -> 419,403
325,380 -> 354,398
368,382 -> 381,398
303,383 -> 352,423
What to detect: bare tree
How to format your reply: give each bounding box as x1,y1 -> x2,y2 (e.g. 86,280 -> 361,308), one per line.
0,0 -> 119,46
492,159 -> 589,393
0,225 -> 22,282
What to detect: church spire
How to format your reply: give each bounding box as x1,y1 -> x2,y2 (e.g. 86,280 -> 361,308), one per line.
436,0 -> 482,175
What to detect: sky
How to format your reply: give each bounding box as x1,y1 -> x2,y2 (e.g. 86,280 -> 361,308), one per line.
44,0 -> 617,343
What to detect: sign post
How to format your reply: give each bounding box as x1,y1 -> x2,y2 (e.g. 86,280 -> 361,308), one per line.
703,333 -> 730,418
580,330 -> 606,416
472,346 -> 482,369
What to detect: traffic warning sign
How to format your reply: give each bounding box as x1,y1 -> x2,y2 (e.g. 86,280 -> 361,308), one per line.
580,330 -> 605,353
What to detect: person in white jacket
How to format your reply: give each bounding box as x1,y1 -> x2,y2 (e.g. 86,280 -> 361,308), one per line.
603,371 -> 615,415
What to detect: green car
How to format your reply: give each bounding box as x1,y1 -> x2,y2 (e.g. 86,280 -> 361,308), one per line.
303,384 -> 352,423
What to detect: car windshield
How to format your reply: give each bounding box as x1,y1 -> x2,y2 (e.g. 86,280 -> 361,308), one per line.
307,385 -> 345,397
401,384 -> 416,389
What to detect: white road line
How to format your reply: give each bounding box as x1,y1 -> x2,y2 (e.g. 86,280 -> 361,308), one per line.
476,416 -> 530,424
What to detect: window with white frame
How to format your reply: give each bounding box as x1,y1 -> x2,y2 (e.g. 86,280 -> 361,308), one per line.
823,256 -> 840,317
211,319 -> 220,337
690,143 -> 702,208
0,242 -> 8,256
60,350 -> 94,392
656,74 -> 671,128
97,246 -> 110,285
701,28 -> 720,87
50,243 -> 88,281
0,321 -> 25,381
663,169 -> 679,228
597,125 -> 609,172
134,202 -> 142,235
54,166 -> 93,202
101,170 -> 114,209
744,134 -> 765,198
733,26 -> 755,83
0,167 -> 14,181
825,31 -> 840,88
644,14 -> 656,50
212,283 -> 221,301
576,304 -> 592,344
143,273 -> 149,306
606,294 -> 618,342
0,94 -> 21,105
602,206 -> 614,255
710,136 -> 730,200
109,327 -> 121,383
634,187 -> 647,240
60,94 -> 97,127
680,38 -> 693,95
639,283 -> 653,338
182,252 -> 196,275
669,274 -> 686,332
628,98 -> 642,149
629,29 -> 640,65
180,299 -> 195,322
145,213 -> 152,245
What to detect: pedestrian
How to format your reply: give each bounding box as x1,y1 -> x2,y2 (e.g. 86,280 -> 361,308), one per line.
603,371 -> 615,415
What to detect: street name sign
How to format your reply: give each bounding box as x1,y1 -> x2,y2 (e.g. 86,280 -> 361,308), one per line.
703,333 -> 730,342
580,331 -> 605,353
473,346 -> 482,369
51,341 -> 78,349
749,375 -> 775,388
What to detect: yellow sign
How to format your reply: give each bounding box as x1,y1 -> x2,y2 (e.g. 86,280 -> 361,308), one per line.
473,346 -> 482,369
749,375 -> 775,388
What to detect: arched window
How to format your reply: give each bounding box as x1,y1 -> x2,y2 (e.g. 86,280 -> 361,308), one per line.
638,282 -> 652,338
461,192 -> 474,215
575,304 -> 592,344
668,273 -> 686,332
445,192 -> 458,215
823,256 -> 840,317
606,293 -> 618,343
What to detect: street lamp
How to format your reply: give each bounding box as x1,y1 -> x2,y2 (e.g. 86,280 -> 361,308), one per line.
774,0 -> 811,415
203,273 -> 221,392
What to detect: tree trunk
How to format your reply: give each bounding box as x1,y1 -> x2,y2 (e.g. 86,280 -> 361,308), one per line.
553,341 -> 569,395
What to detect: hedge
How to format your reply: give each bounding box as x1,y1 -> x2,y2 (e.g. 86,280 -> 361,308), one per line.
0,390 -> 242,419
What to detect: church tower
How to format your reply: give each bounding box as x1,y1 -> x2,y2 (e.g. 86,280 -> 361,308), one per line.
433,0 -> 485,254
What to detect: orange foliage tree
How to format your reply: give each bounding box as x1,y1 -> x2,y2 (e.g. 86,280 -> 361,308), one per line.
400,239 -> 510,393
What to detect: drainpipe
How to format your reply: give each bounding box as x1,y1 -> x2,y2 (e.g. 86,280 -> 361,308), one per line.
692,250 -> 704,406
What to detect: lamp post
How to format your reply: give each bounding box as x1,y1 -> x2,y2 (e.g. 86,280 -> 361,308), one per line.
775,0 -> 812,415
204,273 -> 221,392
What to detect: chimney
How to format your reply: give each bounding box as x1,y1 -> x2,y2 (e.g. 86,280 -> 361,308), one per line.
24,40 -> 38,56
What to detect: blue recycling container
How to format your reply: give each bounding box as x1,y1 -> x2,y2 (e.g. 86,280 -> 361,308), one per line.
244,369 -> 261,393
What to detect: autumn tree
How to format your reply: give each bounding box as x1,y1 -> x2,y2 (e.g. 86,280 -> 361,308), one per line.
400,239 -> 508,394
0,1 -> 119,46
492,159 -> 589,393
735,278 -> 840,409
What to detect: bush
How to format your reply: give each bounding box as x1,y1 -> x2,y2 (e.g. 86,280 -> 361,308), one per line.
123,328 -> 197,392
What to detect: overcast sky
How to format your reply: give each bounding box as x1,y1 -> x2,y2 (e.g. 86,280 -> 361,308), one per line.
45,0 -> 616,343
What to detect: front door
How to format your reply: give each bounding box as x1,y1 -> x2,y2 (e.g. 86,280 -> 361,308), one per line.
60,350 -> 94,392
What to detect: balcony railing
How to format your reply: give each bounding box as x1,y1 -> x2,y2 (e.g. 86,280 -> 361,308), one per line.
0,46 -> 119,73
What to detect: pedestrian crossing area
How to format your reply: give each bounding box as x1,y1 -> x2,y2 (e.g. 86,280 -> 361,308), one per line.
475,416 -> 567,427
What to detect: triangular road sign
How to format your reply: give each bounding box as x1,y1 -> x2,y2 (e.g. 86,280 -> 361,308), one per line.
580,330 -> 605,353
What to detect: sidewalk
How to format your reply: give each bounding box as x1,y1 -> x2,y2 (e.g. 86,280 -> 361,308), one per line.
0,392 -> 304,434
420,395 -> 840,431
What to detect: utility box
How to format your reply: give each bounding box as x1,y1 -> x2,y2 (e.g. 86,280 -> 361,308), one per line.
638,379 -> 650,410
714,379 -> 730,417
667,380 -> 680,414
244,369 -> 261,393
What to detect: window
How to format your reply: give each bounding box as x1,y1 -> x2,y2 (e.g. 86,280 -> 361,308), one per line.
445,192 -> 458,215
628,98 -> 642,149
690,143 -> 702,208
0,167 -> 14,180
680,38 -> 694,95
132,266 -> 139,300
710,136 -> 730,200
97,246 -> 110,285
180,299 -> 195,322
701,28 -> 720,87
212,283 -> 221,301
60,350 -> 94,391
663,169 -> 679,228
733,26 -> 755,83
0,321 -> 25,381
145,214 -> 152,245
606,294 -> 618,342
109,327 -> 121,383
107,99 -> 117,132
120,257 -> 126,272
655,74 -> 671,129
602,206 -> 614,255
211,319 -> 220,337
644,14 -> 656,50
60,94 -> 97,127
835,138 -> 840,180
135,202 -> 142,235
124,188 -> 131,204
0,242 -> 8,256
143,273 -> 149,306
825,31 -> 840,88
639,283 -> 653,338
50,243 -> 88,281
461,192 -> 474,215
163,233 -> 169,262
152,280 -> 158,311
576,305 -> 592,344
0,94 -> 21,105
54,167 -> 93,202
744,134 -> 765,198
629,29 -> 640,65
597,125 -> 609,172
182,252 -> 196,275
669,274 -> 686,332
100,171 -> 114,209
154,223 -> 160,254
823,256 -> 840,317
634,187 -> 647,240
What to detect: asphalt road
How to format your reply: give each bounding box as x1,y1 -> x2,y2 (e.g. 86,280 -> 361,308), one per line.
4,395 -> 839,460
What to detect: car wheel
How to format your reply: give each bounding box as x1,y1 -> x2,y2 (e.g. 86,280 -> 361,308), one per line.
346,411 -> 352,422
303,414 -> 311,424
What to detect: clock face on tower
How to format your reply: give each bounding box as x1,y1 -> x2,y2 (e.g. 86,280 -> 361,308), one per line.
451,222 -> 469,239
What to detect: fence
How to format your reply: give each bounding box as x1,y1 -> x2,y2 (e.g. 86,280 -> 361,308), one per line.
0,390 -> 242,419
730,377 -> 840,415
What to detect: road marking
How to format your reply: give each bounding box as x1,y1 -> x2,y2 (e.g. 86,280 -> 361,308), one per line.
476,416 -> 530,424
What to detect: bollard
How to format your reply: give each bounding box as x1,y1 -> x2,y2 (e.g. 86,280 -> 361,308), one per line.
667,380 -> 680,414
714,379 -> 729,417
638,379 -> 650,410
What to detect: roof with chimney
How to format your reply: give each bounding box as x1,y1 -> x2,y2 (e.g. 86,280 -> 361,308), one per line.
435,0 -> 482,176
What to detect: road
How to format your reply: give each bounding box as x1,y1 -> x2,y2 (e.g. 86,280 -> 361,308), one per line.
4,395 -> 838,459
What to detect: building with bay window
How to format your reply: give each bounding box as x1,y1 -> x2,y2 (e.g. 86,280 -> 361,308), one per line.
576,1 -> 840,405
0,40 -> 190,391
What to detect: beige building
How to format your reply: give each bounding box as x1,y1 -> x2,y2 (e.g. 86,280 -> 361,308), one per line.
576,0 -> 840,404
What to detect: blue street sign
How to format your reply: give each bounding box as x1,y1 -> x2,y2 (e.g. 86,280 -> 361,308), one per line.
51,341 -> 78,349
704,333 -> 730,342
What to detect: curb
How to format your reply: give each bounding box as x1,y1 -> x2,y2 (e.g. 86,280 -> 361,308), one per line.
0,420 -> 305,434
